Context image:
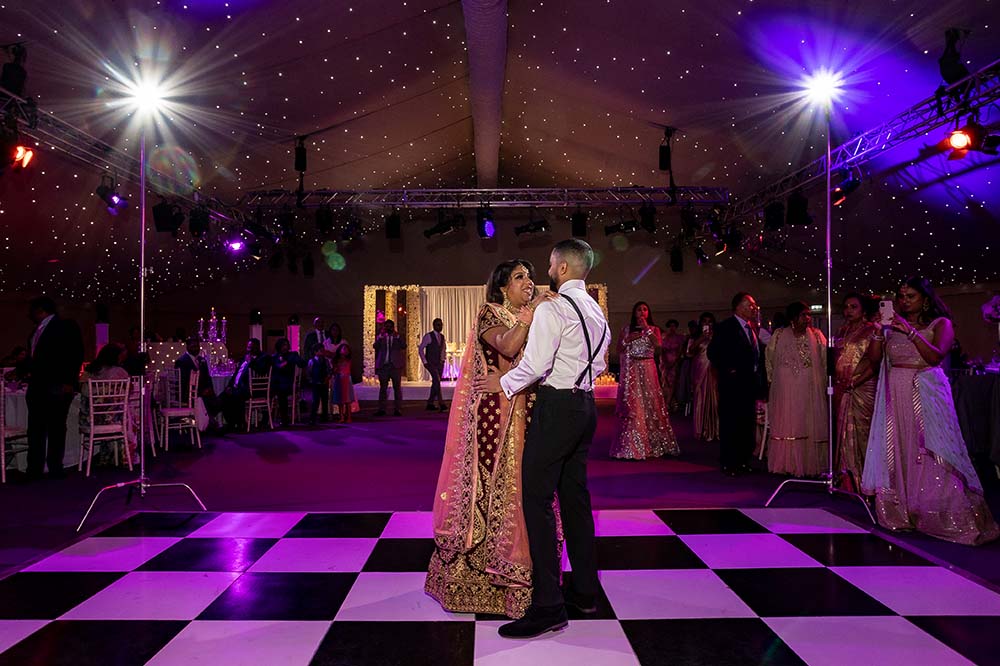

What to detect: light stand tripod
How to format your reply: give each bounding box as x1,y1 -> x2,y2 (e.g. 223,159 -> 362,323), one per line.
764,105 -> 875,525
78,130 -> 206,532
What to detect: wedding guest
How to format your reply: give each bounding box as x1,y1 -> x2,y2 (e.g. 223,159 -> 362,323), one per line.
271,337 -> 305,426
765,301 -> 827,477
307,347 -> 330,426
324,323 -> 356,423
175,335 -> 220,419
672,320 -> 699,411
1,345 -> 30,382
690,312 -> 719,442
123,326 -> 149,376
758,311 -> 788,346
80,342 -> 131,465
863,277 -> 998,545
303,316 -> 327,360
659,319 -> 686,411
612,302 -> 678,459
373,319 -> 406,416
219,338 -> 271,429
24,296 -> 84,480
833,293 -> 878,492
418,318 -> 448,412
708,293 -> 763,476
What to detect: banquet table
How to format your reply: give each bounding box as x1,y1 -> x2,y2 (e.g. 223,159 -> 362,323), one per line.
4,388 -> 82,471
951,370 -> 1000,467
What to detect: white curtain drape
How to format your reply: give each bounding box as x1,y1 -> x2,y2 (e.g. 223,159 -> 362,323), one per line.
419,286 -> 487,380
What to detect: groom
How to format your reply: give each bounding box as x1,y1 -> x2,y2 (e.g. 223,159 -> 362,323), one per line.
476,239 -> 611,639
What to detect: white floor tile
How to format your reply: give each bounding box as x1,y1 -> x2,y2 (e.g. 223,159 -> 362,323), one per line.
739,508 -> 868,534
61,571 -> 240,620
0,620 -> 48,653
379,511 -> 434,538
593,510 -> 674,537
765,616 -> 975,666
335,572 -> 473,621
600,569 -> 756,619
147,620 -> 330,666
24,537 -> 181,572
474,619 -> 640,666
246,538 -> 376,573
831,566 -> 1000,616
189,513 -> 307,538
680,533 -> 823,569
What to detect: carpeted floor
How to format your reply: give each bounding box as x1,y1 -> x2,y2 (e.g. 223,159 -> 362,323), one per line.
3,400 -> 999,590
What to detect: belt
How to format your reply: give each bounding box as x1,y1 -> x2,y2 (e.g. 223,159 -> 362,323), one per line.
538,384 -> 594,395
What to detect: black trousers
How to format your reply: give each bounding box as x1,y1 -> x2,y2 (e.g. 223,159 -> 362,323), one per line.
220,389 -> 249,428
425,362 -> 444,404
26,388 -> 74,475
521,386 -> 599,608
718,379 -> 756,469
310,383 -> 329,422
377,366 -> 402,411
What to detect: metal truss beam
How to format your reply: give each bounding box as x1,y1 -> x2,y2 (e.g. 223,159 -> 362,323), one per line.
724,57 -> 1000,221
240,186 -> 729,209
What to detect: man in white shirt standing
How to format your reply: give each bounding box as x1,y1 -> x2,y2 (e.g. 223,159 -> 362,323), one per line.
418,318 -> 448,412
477,239 -> 610,639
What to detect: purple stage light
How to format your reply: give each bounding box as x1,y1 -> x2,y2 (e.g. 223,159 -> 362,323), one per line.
228,240 -> 245,252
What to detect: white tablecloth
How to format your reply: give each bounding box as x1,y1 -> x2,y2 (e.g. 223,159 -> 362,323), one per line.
4,389 -> 82,471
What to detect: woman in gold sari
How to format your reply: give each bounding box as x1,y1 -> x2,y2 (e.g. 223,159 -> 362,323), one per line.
832,293 -> 877,493
426,259 -> 555,618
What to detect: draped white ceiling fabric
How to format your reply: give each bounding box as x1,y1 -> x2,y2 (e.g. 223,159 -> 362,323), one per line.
419,285 -> 486,380
460,0 -> 508,187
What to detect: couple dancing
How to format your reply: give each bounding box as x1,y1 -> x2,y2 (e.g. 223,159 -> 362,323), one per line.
424,239 -> 611,638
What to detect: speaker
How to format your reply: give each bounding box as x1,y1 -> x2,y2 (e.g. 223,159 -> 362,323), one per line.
786,190 -> 812,225
385,212 -> 401,239
152,201 -> 184,234
763,201 -> 785,231
571,211 -> 588,237
659,144 -> 672,171
294,140 -> 307,172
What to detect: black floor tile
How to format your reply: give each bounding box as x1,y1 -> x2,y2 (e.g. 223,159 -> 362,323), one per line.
197,572 -> 357,621
716,568 -> 895,617
311,621 -> 474,666
0,620 -> 186,666
95,511 -> 220,537
595,536 -> 707,569
0,572 -> 124,619
621,618 -> 806,666
906,615 -> 1000,666
654,509 -> 768,535
286,513 -> 392,538
781,533 -> 931,567
562,570 -> 617,620
137,537 -> 278,572
362,538 -> 435,572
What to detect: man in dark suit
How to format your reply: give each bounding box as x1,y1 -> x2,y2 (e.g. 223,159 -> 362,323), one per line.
302,317 -> 326,360
219,338 -> 271,428
373,319 -> 406,416
24,296 -> 84,479
174,335 -> 219,416
708,291 -> 764,476
418,318 -> 447,411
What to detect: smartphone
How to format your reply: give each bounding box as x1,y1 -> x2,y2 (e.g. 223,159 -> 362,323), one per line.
878,300 -> 894,326
702,325 -> 710,334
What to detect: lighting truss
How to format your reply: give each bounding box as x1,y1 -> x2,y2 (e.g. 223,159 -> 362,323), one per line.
240,186 -> 730,209
724,57 -> 1000,222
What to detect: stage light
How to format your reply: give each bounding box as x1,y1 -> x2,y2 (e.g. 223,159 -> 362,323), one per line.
316,206 -> 334,234
570,209 -> 588,237
95,175 -> 128,215
188,206 -> 210,238
515,219 -> 549,236
638,203 -> 656,233
12,145 -> 33,169
831,175 -> 861,206
385,211 -> 402,239
946,122 -> 1000,156
476,206 -> 495,239
949,128 -> 973,150
124,79 -> 167,116
248,242 -> 263,261
714,241 -> 727,256
424,209 -> 465,239
694,246 -> 709,265
226,239 -> 245,252
152,200 -> 184,234
294,137 -> 307,172
801,69 -> 844,107
604,213 -> 638,236
669,245 -> 683,272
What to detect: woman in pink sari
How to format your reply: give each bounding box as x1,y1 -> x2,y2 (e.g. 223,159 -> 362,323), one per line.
426,259 -> 555,618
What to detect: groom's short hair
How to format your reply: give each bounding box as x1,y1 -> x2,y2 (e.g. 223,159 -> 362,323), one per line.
553,239 -> 594,275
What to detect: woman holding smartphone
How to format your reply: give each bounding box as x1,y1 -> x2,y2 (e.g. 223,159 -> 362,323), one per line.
689,311 -> 719,442
863,277 -> 998,545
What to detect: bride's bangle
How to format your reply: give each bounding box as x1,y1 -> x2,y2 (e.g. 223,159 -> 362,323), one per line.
906,329 -> 917,341
870,333 -> 885,342
515,321 -> 529,329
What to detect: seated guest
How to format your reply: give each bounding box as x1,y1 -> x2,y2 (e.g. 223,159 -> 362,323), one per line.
123,326 -> 149,376
175,336 -> 219,416
80,342 -> 131,465
307,347 -> 330,425
2,345 -> 30,382
271,337 -> 306,426
219,338 -> 271,429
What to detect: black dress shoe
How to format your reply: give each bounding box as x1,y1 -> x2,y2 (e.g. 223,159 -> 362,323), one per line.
563,587 -> 597,614
426,403 -> 438,411
498,605 -> 569,639
439,404 -> 448,412
373,410 -> 386,417
393,410 -> 403,417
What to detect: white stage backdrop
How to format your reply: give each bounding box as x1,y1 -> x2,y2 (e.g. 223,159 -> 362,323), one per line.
419,285 -> 486,381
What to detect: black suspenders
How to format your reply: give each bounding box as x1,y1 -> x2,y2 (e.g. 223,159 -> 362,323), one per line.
561,293 -> 607,391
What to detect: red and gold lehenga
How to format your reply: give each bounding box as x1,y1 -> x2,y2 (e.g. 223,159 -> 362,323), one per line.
425,303 -> 560,618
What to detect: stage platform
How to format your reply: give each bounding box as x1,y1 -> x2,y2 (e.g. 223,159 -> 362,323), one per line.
353,380 -> 618,401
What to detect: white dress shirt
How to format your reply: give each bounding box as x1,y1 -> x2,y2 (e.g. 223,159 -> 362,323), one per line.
30,314 -> 55,356
500,279 -> 610,398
